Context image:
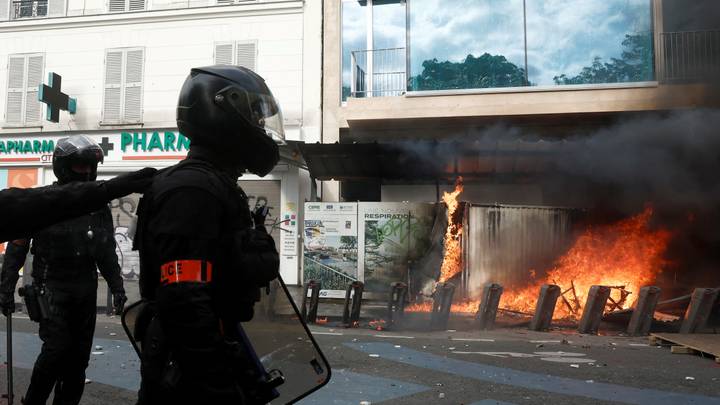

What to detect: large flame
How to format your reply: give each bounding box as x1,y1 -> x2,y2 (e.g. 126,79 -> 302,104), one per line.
501,206 -> 672,319
438,177 -> 464,283
408,206 -> 673,319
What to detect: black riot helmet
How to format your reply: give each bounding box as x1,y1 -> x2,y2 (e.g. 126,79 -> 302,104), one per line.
52,135 -> 104,184
177,65 -> 284,177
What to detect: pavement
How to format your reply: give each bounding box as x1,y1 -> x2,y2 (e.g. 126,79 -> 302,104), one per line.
2,311 -> 720,405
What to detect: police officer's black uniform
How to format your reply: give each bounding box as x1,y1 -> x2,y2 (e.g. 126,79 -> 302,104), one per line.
0,136 -> 127,405
134,66 -> 283,405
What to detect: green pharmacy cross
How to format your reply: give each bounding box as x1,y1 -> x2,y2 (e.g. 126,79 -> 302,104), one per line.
38,72 -> 77,123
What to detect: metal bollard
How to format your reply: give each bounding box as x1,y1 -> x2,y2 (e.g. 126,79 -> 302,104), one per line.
430,282 -> 456,331
476,283 -> 503,330
300,279 -> 322,324
343,281 -> 364,327
680,288 -> 719,334
626,286 -> 661,336
577,285 -> 611,334
529,284 -> 561,331
387,282 -> 408,327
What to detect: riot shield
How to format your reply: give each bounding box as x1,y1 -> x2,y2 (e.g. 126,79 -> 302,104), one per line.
121,277 -> 331,404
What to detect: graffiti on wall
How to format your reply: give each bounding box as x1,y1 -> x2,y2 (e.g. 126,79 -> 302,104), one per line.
110,194 -> 141,280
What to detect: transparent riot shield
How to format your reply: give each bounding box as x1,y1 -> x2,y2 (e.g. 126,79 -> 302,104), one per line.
242,277 -> 331,404
122,277 -> 331,404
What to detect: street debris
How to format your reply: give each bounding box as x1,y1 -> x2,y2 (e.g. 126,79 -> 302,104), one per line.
686,376 -> 696,381
570,364 -> 580,368
368,354 -> 380,358
438,392 -> 445,399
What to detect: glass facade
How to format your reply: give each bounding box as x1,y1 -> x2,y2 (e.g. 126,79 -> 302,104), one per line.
341,0 -> 655,97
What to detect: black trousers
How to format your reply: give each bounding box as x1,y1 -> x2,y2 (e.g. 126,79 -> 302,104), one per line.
24,279 -> 97,405
137,286 -> 245,405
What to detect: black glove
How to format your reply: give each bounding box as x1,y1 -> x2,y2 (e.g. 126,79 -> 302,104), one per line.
0,290 -> 15,316
104,167 -> 158,198
112,292 -> 127,315
252,206 -> 271,230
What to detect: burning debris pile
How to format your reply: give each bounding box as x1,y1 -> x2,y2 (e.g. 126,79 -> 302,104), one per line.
501,206 -> 673,319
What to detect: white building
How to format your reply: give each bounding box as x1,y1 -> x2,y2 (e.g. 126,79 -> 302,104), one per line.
0,0 -> 322,285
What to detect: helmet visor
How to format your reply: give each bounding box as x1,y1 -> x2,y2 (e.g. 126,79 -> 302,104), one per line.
216,86 -> 285,143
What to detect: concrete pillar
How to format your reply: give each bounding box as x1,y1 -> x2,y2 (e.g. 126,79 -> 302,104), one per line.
476,283 -> 504,330
300,279 -> 321,324
680,288 -> 719,334
342,281 -> 364,327
387,282 -> 408,327
529,284 -> 561,331
430,282 -> 455,331
627,286 -> 662,336
578,285 -> 611,334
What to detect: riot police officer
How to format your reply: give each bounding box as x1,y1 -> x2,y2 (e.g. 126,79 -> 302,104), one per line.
0,135 -> 127,405
134,65 -> 281,405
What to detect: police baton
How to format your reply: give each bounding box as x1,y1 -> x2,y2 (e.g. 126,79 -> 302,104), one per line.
3,312 -> 13,405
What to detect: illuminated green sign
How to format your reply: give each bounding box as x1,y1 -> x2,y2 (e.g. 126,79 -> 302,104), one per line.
0,139 -> 55,154
120,131 -> 190,152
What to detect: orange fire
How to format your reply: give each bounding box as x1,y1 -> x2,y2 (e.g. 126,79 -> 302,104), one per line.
501,206 -> 672,319
439,177 -> 464,283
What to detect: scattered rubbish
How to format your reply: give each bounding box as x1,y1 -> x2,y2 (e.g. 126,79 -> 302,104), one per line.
91,351 -> 104,355
629,343 -> 649,347
120,363 -> 126,368
448,347 -> 456,350
435,383 -> 444,387
446,330 -> 456,333
394,345 -> 401,348
95,345 -> 103,350
84,379 -> 92,384
368,354 -> 380,358
352,338 -> 358,342
570,364 -> 580,368
586,380 -> 594,384
316,317 -> 328,325
438,393 -> 445,399
360,401 -> 371,405
685,376 -> 695,381
536,344 -> 544,348
109,332 -> 117,336
561,339 -> 570,345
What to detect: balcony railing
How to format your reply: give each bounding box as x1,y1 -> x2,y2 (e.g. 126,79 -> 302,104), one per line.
11,0 -> 48,19
351,47 -> 406,98
660,30 -> 720,83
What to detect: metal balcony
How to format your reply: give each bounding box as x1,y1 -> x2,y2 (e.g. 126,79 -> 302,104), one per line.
660,30 -> 720,83
11,0 -> 48,19
350,47 -> 406,98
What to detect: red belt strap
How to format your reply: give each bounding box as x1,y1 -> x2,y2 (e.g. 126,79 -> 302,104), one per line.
160,260 -> 213,285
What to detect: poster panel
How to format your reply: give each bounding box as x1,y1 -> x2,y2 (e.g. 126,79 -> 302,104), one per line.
302,202 -> 358,298
358,202 -> 435,295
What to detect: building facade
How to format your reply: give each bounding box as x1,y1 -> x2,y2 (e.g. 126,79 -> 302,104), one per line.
0,0 -> 322,285
316,0 -> 720,205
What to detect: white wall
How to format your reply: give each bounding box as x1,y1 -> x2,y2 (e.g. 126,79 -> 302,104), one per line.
0,0 -> 319,142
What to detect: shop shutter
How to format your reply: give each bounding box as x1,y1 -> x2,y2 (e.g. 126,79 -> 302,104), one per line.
24,55 -> 43,124
235,41 -> 256,70
47,0 -> 65,16
214,43 -> 233,65
0,0 -> 10,21
128,0 -> 144,11
124,49 -> 144,122
6,56 -> 25,124
103,51 -> 123,122
108,0 -> 126,12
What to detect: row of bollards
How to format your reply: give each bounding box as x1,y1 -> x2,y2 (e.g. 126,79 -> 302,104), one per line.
298,278 -> 718,336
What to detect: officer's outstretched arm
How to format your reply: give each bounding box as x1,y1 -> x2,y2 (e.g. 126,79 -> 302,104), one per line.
96,208 -> 125,295
0,239 -> 30,314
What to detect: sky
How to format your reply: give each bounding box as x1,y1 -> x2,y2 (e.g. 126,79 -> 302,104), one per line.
342,0 -> 653,88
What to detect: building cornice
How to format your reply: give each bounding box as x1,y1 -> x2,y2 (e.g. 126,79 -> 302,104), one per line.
0,0 -> 303,32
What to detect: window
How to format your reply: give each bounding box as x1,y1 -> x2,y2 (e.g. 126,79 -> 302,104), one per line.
214,41 -> 257,71
5,53 -> 44,126
102,48 -> 144,124
108,0 -> 144,13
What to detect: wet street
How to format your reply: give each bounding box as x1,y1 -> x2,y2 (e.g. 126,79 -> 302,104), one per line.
2,313 -> 719,405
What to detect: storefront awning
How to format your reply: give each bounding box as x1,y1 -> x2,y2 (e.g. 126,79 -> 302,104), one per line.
298,140 -> 560,183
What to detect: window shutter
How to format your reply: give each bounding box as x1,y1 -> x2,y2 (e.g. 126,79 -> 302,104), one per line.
124,49 -> 144,122
0,0 -> 9,21
214,43 -> 233,65
103,51 -> 123,122
128,0 -> 144,11
6,56 -> 25,124
235,42 -> 256,70
47,0 -> 65,16
24,55 -> 43,123
108,0 -> 126,12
